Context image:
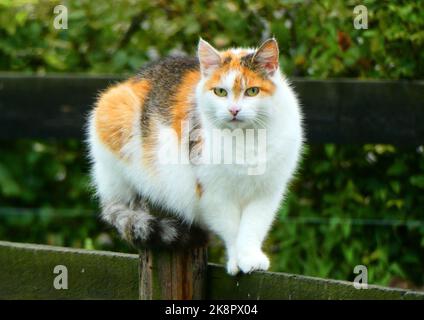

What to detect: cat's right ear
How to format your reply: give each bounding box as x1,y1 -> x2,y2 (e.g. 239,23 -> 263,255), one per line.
198,38 -> 221,77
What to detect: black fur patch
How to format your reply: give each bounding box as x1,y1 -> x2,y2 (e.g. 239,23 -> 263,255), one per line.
240,53 -> 255,68
144,202 -> 209,249
132,219 -> 209,250
240,53 -> 268,78
223,56 -> 232,64
188,108 -> 203,164
136,56 -> 200,137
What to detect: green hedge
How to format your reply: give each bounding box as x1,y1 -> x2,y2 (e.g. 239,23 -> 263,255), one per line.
0,0 -> 423,289
1,0 -> 423,78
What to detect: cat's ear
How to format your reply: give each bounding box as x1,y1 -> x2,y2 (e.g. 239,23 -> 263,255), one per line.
252,38 -> 279,76
198,38 -> 221,77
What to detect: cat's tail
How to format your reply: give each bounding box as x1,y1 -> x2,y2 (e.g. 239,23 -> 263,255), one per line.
100,201 -> 208,248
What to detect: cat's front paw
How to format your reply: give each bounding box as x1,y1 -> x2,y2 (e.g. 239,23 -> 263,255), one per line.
237,250 -> 270,274
226,257 -> 240,275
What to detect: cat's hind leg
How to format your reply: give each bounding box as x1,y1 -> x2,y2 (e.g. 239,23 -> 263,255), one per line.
90,144 -> 208,248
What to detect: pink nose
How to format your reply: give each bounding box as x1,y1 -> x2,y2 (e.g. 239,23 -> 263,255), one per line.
229,107 -> 240,117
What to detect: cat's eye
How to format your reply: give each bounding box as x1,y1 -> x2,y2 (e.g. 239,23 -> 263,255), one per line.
213,88 -> 228,97
245,87 -> 260,97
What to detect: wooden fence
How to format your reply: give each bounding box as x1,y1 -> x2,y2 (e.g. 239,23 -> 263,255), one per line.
1,241 -> 423,300
0,75 -> 422,144
0,74 -> 423,299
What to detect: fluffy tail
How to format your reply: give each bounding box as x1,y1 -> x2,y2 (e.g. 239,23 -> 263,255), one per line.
101,200 -> 208,248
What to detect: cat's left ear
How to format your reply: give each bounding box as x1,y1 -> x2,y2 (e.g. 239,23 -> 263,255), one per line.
252,38 -> 280,76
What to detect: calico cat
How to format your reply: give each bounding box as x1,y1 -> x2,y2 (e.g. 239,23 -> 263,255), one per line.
87,38 -> 303,275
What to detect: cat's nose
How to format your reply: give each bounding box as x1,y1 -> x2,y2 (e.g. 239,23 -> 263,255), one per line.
229,106 -> 240,117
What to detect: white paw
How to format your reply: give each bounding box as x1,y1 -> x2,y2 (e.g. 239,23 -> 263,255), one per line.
226,258 -> 240,276
237,250 -> 270,274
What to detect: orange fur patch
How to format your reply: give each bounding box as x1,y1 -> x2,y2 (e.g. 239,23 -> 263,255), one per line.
221,49 -> 249,62
196,181 -> 203,198
204,52 -> 276,97
142,126 -> 157,171
171,70 -> 201,140
238,68 -> 276,96
232,75 -> 243,99
94,79 -> 150,157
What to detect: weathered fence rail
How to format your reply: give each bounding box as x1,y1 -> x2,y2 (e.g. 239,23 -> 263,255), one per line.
0,74 -> 423,300
0,74 -> 423,144
1,241 -> 423,300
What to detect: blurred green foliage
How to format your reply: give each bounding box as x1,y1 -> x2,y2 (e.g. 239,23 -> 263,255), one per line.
0,0 -> 423,289
1,0 -> 423,78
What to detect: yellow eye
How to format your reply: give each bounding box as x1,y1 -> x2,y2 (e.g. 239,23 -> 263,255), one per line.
213,88 -> 228,97
245,87 -> 260,97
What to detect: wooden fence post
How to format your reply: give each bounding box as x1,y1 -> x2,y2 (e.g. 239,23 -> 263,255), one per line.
138,205 -> 208,300
139,246 -> 208,300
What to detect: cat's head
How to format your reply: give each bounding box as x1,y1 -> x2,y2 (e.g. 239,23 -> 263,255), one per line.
197,38 -> 280,129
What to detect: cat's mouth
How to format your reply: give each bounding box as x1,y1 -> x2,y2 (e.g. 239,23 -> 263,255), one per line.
218,116 -> 250,129
226,117 -> 249,128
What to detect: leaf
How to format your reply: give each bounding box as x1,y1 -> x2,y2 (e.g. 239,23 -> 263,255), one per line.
410,175 -> 424,188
